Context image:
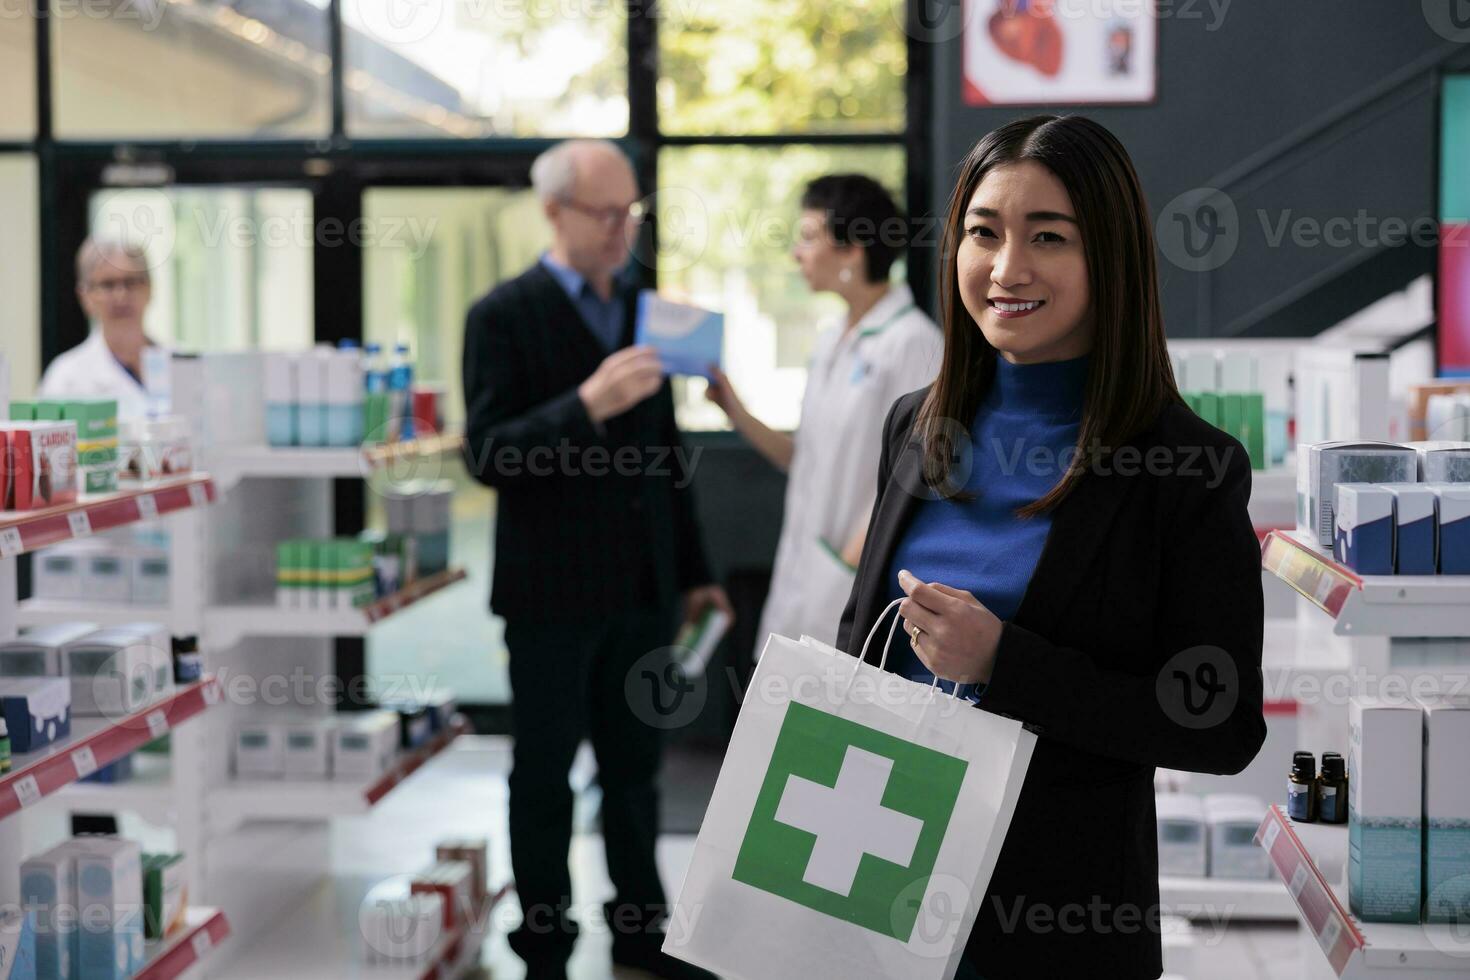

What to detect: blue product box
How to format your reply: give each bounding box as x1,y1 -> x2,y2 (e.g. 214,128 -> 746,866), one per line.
1349,698 -> 1422,923
80,754 -> 133,785
20,844 -> 73,980
1429,483 -> 1470,574
0,678 -> 72,753
1382,484 -> 1437,575
1333,484 -> 1394,575
0,907 -> 37,980
73,838 -> 144,980
635,291 -> 724,379
325,405 -> 361,449
265,404 -> 297,447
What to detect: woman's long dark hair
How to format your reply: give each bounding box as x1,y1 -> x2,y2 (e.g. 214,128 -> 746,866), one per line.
918,114 -> 1181,517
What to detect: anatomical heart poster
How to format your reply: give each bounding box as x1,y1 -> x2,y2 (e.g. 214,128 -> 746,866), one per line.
962,0 -> 1156,106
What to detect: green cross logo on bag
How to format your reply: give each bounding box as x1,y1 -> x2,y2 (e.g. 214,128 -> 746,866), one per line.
732,701 -> 969,941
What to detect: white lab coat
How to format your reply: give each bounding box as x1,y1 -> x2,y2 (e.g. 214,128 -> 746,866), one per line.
37,331 -> 156,419
756,283 -> 944,653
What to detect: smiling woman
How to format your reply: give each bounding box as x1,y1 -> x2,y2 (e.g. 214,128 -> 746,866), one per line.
835,116 -> 1266,979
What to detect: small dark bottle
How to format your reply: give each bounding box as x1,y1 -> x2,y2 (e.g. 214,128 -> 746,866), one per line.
1288,751 -> 1317,822
173,635 -> 203,684
1317,752 -> 1348,824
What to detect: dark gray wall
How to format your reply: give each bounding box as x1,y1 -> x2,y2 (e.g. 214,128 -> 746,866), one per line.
925,3 -> 1470,338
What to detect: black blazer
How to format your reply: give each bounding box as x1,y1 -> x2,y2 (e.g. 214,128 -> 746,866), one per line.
837,388 -> 1266,980
461,263 -> 711,622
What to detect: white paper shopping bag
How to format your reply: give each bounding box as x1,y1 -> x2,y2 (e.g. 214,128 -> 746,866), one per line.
664,600 -> 1037,980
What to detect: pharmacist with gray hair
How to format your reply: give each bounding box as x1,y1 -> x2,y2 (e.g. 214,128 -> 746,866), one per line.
39,236 -> 162,418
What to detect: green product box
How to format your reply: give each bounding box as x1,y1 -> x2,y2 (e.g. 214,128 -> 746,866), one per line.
34,400 -> 63,421
1242,394 -> 1266,471
61,400 -> 118,440
1196,392 -> 1220,428
81,465 -> 118,495
8,400 -> 35,420
1220,394 -> 1243,443
143,853 -> 188,940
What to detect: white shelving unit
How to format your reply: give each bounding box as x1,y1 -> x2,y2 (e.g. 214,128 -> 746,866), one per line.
0,461 -> 230,973
185,438 -> 471,974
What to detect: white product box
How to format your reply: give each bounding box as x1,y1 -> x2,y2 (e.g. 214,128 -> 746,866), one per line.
71,836 -> 145,980
202,352 -> 266,448
1155,794 -> 1207,878
1203,794 -> 1271,879
332,711 -> 400,782
435,838 -> 488,907
296,348 -> 331,447
1348,697 -> 1422,923
21,842 -> 78,980
115,622 -> 172,703
263,351 -> 300,448
62,627 -> 153,717
326,348 -> 364,406
33,541 -> 91,601
234,722 -> 285,779
362,891 -> 443,963
1218,352 -> 1258,394
1407,440 -> 1470,483
282,719 -> 334,779
1381,483 -> 1438,575
1417,696 -> 1470,923
1333,484 -> 1395,575
130,549 -> 169,605
83,551 -> 132,603
1428,483 -> 1470,574
410,861 -> 475,932
1425,394 -> 1470,442
1181,351 -> 1218,393
0,621 -> 98,677
1298,442 -> 1417,547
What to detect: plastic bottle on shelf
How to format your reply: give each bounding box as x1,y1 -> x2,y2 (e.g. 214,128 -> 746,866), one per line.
364,343 -> 388,395
388,343 -> 415,440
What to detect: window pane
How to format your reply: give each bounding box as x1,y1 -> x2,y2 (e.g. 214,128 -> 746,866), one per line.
362,187 -> 551,706
657,144 -> 905,430
52,1 -> 330,138
88,187 -> 314,351
343,1 -> 627,138
659,0 -> 906,136
0,156 -> 40,398
0,11 -> 35,138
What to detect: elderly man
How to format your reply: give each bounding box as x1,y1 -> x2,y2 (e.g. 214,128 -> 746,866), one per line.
462,140 -> 729,979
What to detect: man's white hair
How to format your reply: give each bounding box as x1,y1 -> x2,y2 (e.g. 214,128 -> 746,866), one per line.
530,139 -> 627,203
76,235 -> 150,285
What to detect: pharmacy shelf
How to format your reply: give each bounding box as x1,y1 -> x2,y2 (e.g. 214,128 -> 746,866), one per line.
203,568 -> 468,646
208,434 -> 464,489
15,597 -> 174,630
0,676 -> 221,822
210,720 -> 469,830
137,907 -> 231,980
0,475 -> 216,559
1255,805 -> 1470,977
1159,875 -> 1297,922
213,876 -> 505,980
1261,530 -> 1470,636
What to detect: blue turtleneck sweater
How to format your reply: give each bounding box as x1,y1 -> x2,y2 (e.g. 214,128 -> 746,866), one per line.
885,354 -> 1089,695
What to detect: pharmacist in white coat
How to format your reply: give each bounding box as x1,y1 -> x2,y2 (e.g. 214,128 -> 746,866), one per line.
707,174 -> 942,650
38,237 -> 161,418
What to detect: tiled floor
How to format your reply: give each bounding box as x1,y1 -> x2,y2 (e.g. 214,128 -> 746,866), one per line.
313,736 -> 1303,979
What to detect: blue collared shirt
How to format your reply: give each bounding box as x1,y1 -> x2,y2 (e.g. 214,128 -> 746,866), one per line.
540,253 -> 627,352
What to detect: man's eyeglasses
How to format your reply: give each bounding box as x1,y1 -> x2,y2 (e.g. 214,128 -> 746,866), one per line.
560,198 -> 647,230
84,274 -> 149,295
